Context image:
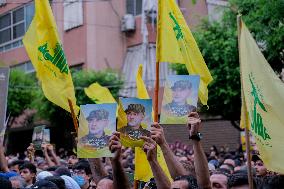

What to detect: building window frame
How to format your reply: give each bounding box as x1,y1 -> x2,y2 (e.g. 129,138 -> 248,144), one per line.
126,0 -> 142,16
0,2 -> 34,53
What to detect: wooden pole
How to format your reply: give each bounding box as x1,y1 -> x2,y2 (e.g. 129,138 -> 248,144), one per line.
133,180 -> 139,189
237,15 -> 253,189
154,61 -> 160,122
68,99 -> 78,133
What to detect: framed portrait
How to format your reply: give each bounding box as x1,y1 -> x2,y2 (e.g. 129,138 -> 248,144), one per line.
160,75 -> 200,124
32,125 -> 45,150
77,103 -> 117,158
117,98 -> 152,148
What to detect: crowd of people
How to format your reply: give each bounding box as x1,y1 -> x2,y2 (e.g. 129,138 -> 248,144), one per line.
0,112 -> 283,189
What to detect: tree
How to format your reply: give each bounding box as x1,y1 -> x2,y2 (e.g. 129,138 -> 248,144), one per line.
7,69 -> 38,117
171,0 -> 284,120
33,69 -> 123,126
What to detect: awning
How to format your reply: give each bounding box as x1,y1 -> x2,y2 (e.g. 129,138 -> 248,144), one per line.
119,44 -> 175,97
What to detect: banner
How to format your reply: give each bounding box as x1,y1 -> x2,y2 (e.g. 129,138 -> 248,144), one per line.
240,20 -> 284,173
23,0 -> 79,114
156,0 -> 213,105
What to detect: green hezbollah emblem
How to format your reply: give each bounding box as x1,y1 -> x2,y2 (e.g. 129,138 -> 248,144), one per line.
168,12 -> 190,56
169,12 -> 184,40
38,42 -> 69,75
249,74 -> 271,143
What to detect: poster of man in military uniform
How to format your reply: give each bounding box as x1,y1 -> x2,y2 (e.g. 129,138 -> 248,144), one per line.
78,103 -> 117,158
118,98 -> 152,147
32,126 -> 45,150
160,75 -> 200,124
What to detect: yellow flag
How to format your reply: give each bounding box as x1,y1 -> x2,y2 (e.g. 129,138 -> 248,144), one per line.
23,0 -> 78,114
84,83 -> 116,104
156,0 -> 213,105
134,64 -> 171,182
240,20 -> 284,174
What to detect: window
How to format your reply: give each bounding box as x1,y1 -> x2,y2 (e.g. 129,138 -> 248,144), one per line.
64,0 -> 83,31
0,2 -> 35,53
126,0 -> 142,16
11,61 -> 35,74
206,0 -> 228,23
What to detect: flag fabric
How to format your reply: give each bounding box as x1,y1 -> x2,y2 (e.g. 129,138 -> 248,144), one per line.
156,0 -> 213,105
23,0 -> 78,114
134,64 -> 171,182
239,20 -> 284,174
84,83 -> 116,104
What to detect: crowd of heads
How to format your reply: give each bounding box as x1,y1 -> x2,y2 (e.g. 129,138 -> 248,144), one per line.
0,112 -> 283,189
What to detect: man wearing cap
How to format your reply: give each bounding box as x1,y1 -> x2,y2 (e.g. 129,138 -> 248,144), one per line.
118,104 -> 150,140
163,80 -> 196,117
80,109 -> 110,149
252,154 -> 267,177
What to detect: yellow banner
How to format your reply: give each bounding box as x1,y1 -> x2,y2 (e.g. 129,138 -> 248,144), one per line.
134,64 -> 171,182
23,0 -> 78,114
156,0 -> 213,105
84,82 -> 116,104
240,20 -> 284,174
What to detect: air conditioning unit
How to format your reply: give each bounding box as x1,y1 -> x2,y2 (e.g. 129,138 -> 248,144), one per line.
121,14 -> 135,32
0,0 -> 6,7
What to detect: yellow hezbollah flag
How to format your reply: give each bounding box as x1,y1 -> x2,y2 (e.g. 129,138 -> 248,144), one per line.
23,0 -> 78,114
239,20 -> 284,174
156,0 -> 213,105
84,83 -> 116,104
134,64 -> 171,182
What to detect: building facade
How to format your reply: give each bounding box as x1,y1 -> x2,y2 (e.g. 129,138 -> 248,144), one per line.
1,0 -> 239,153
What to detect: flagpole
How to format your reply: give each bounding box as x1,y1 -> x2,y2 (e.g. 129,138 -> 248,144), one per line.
134,180 -> 138,189
68,99 -> 79,133
154,61 -> 160,122
237,15 -> 253,189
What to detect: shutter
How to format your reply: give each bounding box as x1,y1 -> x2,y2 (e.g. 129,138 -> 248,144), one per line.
64,0 -> 83,31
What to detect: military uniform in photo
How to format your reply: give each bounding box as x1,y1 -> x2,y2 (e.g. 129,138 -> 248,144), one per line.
80,109 -> 110,149
163,80 -> 196,117
118,104 -> 150,140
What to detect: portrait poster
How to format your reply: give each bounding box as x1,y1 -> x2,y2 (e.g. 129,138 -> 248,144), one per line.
77,103 -> 117,158
117,98 -> 152,148
32,125 -> 45,150
43,129 -> 50,144
160,75 -> 200,124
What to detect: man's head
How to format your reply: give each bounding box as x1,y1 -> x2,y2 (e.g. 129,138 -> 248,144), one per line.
125,104 -> 145,128
228,171 -> 252,189
171,80 -> 192,104
87,109 -> 109,136
19,162 -> 37,184
72,161 -> 92,188
171,175 -> 199,189
252,155 -> 267,177
9,176 -> 27,188
96,178 -> 113,189
210,172 -> 228,189
8,160 -> 25,173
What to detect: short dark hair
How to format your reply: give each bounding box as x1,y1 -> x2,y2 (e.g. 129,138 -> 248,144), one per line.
174,175 -> 199,189
73,160 -> 92,175
8,160 -> 25,168
228,171 -> 257,189
45,176 -> 66,189
19,162 -> 37,174
0,177 -> 12,189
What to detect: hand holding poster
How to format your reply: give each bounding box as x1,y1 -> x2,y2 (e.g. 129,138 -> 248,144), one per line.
117,98 -> 152,148
160,75 -> 200,124
78,103 -> 117,158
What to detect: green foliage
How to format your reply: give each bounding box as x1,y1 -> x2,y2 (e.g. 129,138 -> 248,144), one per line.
228,0 -> 284,72
34,69 -> 123,123
8,69 -> 38,117
171,0 -> 283,120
